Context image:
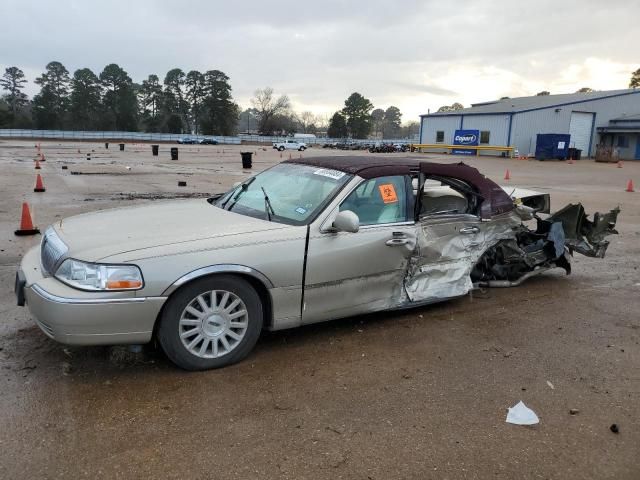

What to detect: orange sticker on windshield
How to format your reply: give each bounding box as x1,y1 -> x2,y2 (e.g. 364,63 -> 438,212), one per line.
378,184 -> 398,203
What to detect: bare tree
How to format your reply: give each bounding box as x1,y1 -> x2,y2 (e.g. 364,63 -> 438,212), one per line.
251,87 -> 290,134
297,110 -> 315,133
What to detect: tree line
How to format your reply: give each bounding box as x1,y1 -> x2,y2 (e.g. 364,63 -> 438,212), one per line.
324,92 -> 419,139
0,62 -> 238,135
0,62 -> 414,139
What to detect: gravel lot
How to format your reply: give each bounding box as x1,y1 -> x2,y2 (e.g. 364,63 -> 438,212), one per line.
0,139 -> 639,479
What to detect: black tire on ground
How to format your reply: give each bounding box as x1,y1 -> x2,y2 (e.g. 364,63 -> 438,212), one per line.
299,147 -> 306,151
157,275 -> 263,370
278,146 -> 285,151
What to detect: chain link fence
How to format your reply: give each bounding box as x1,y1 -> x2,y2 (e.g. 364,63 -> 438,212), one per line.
0,129 -> 414,146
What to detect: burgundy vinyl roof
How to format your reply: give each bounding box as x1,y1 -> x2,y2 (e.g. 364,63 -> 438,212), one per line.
285,156 -> 515,219
284,156 -> 421,179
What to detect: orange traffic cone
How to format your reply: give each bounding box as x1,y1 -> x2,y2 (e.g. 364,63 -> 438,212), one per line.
34,174 -> 46,192
35,160 -> 41,170
40,153 -> 45,161
626,179 -> 635,192
504,169 -> 511,180
617,161 -> 623,168
14,203 -> 40,236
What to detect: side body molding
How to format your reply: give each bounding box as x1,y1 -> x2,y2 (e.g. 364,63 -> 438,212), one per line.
161,264 -> 275,296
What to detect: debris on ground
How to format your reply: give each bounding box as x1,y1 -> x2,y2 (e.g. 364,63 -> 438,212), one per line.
506,401 -> 540,425
546,380 -> 555,390
610,424 -> 619,433
569,408 -> 580,415
61,361 -> 73,376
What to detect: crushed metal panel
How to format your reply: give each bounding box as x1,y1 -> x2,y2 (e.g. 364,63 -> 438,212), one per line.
405,213 -> 520,302
542,203 -> 620,258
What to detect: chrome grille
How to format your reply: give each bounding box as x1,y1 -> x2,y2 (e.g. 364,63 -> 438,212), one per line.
40,227 -> 68,275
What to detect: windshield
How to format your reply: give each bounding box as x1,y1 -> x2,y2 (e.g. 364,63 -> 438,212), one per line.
214,163 -> 352,225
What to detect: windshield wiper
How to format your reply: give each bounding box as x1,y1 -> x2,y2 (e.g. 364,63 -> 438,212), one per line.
261,186 -> 276,221
224,177 -> 256,211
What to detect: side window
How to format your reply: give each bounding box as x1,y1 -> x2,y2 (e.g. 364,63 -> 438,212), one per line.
420,178 -> 472,217
480,131 -> 490,144
340,175 -> 408,226
617,136 -> 629,148
436,131 -> 445,143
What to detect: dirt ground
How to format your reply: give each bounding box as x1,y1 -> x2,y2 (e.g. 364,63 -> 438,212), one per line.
0,139 -> 638,479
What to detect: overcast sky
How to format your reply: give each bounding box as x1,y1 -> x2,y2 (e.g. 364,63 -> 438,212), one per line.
1,0 -> 638,123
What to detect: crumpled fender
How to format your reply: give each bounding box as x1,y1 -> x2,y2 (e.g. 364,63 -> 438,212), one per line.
539,203 -> 620,258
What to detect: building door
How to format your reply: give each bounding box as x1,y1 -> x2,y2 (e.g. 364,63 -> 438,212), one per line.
569,112 -> 594,155
635,136 -> 640,160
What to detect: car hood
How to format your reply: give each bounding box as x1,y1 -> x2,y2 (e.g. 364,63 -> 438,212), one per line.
53,199 -> 289,262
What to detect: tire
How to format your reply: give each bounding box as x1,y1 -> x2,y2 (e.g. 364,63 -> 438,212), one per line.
278,146 -> 285,151
157,275 -> 263,370
299,147 -> 306,151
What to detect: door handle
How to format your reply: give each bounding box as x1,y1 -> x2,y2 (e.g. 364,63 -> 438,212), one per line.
460,226 -> 480,234
386,232 -> 410,246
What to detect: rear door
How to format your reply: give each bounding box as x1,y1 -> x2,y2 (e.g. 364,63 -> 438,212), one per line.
405,171 -> 496,303
406,211 -> 486,302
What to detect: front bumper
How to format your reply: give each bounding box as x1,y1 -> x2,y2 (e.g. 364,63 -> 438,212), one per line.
17,246 -> 166,346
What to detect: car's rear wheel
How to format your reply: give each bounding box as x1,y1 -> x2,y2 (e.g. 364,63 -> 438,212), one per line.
278,146 -> 285,151
157,275 -> 263,370
299,147 -> 306,151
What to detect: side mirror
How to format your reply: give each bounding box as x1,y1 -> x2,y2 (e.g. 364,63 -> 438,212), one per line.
332,210 -> 359,233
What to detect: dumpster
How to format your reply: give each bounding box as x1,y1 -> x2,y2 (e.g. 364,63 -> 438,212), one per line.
535,134 -> 570,160
152,144 -> 159,156
241,151 -> 253,169
170,147 -> 179,160
105,142 -> 109,149
119,143 -> 125,151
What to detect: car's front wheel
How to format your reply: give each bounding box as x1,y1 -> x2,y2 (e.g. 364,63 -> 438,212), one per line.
278,146 -> 285,151
299,146 -> 306,151
157,275 -> 263,370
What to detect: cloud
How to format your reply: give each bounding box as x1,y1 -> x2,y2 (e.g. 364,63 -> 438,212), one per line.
0,0 -> 638,123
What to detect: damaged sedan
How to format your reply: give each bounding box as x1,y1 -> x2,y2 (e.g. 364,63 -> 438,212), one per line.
15,157 -> 619,370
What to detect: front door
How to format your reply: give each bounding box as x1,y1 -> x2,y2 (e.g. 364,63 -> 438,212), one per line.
635,136 -> 640,160
303,175 -> 416,324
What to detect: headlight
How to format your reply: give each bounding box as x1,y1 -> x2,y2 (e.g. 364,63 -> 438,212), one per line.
55,259 -> 144,291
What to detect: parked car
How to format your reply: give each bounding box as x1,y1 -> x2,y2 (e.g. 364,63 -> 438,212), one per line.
272,140 -> 307,151
199,138 -> 219,145
15,157 -> 619,370
177,137 -> 198,144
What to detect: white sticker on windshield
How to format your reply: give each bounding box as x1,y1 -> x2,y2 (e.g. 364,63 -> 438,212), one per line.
295,207 -> 307,215
313,168 -> 345,180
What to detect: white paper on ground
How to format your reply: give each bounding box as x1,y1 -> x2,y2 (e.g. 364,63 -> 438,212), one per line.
506,401 -> 540,425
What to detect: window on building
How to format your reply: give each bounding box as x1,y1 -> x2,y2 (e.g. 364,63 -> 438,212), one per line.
617,136 -> 629,148
436,131 -> 445,143
480,131 -> 490,144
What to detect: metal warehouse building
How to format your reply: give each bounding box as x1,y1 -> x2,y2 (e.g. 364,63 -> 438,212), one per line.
419,88 -> 640,160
